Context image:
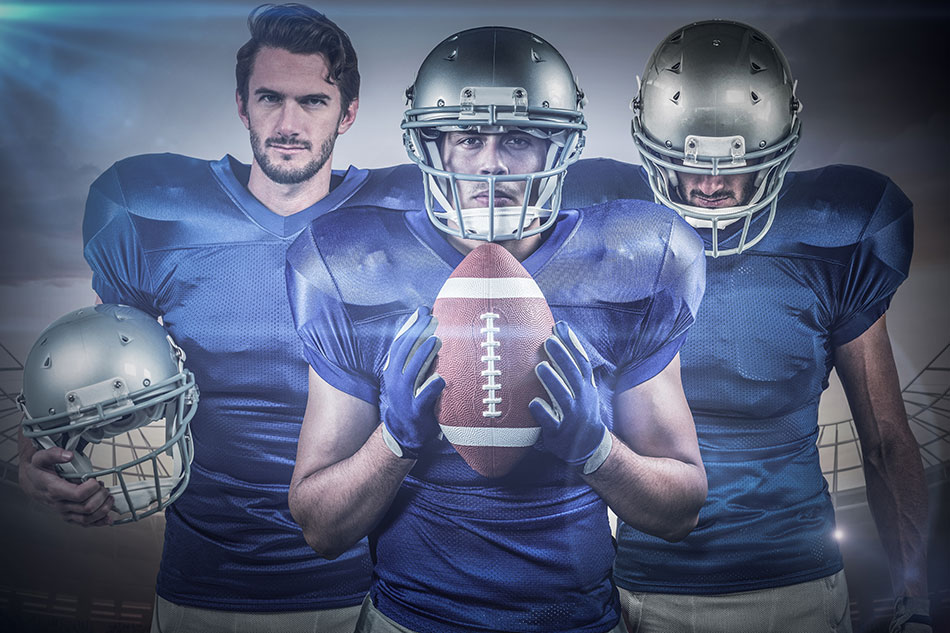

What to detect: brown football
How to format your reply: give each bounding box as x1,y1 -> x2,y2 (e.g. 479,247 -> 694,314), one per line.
432,243 -> 554,478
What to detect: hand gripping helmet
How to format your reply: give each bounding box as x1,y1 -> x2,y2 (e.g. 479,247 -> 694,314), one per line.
632,20 -> 803,256
402,26 -> 586,242
18,304 -> 197,523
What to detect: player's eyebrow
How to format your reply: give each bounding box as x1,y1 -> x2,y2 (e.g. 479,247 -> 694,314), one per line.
297,92 -> 333,103
254,87 -> 333,103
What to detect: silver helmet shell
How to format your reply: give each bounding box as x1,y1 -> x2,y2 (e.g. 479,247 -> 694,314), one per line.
402,26 -> 586,242
18,304 -> 197,523
632,20 -> 802,256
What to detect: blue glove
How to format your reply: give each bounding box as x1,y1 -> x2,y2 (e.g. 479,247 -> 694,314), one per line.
890,598 -> 932,633
529,321 -> 612,474
379,307 -> 445,459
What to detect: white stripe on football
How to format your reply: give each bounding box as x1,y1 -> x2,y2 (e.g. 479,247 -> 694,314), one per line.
436,277 -> 546,299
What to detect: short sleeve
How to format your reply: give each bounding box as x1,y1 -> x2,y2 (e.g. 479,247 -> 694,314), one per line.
82,165 -> 160,317
830,178 -> 913,347
615,216 -> 706,392
285,225 -> 380,404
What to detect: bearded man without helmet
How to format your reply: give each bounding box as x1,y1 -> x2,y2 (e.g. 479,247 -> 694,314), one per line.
18,4 -> 421,632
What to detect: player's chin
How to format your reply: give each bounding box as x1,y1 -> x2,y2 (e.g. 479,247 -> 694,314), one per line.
688,196 -> 736,209
275,152 -> 311,163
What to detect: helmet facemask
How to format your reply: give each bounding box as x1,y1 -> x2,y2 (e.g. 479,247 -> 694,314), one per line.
18,305 -> 198,524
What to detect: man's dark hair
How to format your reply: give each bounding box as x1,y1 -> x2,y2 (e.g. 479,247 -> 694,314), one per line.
236,4 -> 360,113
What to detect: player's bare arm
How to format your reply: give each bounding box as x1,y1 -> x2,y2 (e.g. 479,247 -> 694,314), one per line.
291,308 -> 445,559
836,314 -> 929,600
289,368 -> 414,559
588,353 -> 706,541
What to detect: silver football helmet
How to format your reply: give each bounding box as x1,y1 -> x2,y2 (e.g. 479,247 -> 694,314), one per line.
18,304 -> 197,524
402,26 -> 586,242
632,20 -> 802,256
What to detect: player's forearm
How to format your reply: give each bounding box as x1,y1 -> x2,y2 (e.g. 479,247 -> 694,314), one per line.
289,426 -> 414,559
585,432 -> 706,541
861,425 -> 929,598
835,320 -> 930,599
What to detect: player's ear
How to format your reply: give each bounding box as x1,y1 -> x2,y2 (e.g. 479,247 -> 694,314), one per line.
236,90 -> 250,130
337,97 -> 358,135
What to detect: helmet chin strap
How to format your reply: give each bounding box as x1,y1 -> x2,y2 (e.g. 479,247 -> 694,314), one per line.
442,205 -> 552,238
111,438 -> 186,516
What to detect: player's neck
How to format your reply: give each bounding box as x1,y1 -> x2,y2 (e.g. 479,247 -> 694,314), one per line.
247,161 -> 334,217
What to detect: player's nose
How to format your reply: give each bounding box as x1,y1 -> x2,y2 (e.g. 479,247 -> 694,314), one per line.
693,175 -> 727,194
478,137 -> 510,176
274,102 -> 304,136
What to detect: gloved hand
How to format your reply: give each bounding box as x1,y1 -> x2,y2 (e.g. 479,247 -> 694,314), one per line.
890,597 -> 932,633
379,307 -> 445,459
529,321 -> 612,474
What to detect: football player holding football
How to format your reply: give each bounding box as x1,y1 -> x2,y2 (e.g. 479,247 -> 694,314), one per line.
566,20 -> 928,633
18,4 -> 421,632
286,26 -> 707,633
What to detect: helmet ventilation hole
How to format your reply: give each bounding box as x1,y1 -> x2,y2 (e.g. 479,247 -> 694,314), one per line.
671,91 -> 680,104
43,355 -> 52,369
750,91 -> 760,104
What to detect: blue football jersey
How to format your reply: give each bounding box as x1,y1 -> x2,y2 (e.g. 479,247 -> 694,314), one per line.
82,153 -> 423,611
563,161 -> 914,594
285,202 -> 705,633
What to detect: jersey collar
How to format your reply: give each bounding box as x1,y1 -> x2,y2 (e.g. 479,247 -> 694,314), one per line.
210,155 -> 369,238
404,207 -> 580,276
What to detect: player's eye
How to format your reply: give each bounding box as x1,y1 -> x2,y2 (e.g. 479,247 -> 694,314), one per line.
302,97 -> 328,107
258,93 -> 281,104
458,136 -> 483,147
505,135 -> 530,148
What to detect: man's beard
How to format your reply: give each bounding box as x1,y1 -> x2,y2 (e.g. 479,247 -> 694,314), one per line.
674,174 -> 757,209
250,129 -> 336,185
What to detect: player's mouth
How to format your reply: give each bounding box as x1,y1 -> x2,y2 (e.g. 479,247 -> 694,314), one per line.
689,191 -> 737,208
473,188 -> 519,207
268,143 -> 310,153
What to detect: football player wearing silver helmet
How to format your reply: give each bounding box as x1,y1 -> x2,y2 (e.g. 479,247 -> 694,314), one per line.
402,27 -> 586,243
632,19 -> 801,257
287,26 -> 707,633
18,304 -> 197,524
610,20 -> 929,633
